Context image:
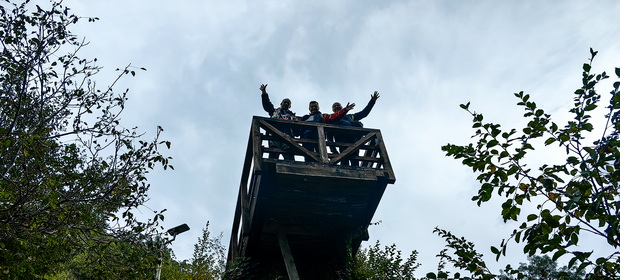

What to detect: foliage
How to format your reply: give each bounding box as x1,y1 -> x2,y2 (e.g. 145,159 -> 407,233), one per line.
441,49 -> 620,278
426,228 -> 493,280
45,234 -> 162,280
152,222 -> 228,280
0,0 -> 172,277
185,221 -> 226,279
499,255 -> 585,280
222,256 -> 258,280
349,240 -> 420,280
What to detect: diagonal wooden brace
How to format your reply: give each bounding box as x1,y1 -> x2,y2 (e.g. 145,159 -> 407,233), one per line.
259,120 -> 320,162
278,231 -> 300,280
330,131 -> 377,165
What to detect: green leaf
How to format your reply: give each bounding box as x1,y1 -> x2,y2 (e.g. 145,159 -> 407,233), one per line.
527,214 -> 538,221
491,246 -> 500,254
583,63 -> 591,72
487,140 -> 499,148
535,109 -> 544,117
552,249 -> 566,261
426,272 -> 437,279
590,47 -> 597,58
584,104 -> 597,111
615,67 -> 620,78
542,179 -> 553,191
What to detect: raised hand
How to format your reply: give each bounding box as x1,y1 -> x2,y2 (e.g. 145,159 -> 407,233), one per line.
371,91 -> 380,101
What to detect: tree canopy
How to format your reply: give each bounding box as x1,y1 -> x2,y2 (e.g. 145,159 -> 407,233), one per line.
499,254 -> 584,280
441,49 -> 620,278
0,0 -> 172,277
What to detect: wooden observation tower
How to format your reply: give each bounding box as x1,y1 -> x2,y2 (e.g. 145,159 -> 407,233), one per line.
227,116 -> 396,279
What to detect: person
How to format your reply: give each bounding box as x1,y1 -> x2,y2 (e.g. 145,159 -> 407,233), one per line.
299,101 -> 355,161
332,91 -> 380,128
330,91 -> 380,166
260,84 -> 296,160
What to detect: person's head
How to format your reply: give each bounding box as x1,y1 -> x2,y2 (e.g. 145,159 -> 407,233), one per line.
332,102 -> 342,113
280,98 -> 291,110
309,101 -> 319,114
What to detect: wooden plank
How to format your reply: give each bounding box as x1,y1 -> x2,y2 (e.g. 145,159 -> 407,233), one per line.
227,191 -> 241,263
278,231 -> 300,280
252,118 -> 264,171
374,132 -> 396,183
275,162 -> 377,180
362,137 -> 379,168
228,127 -> 258,263
245,174 -> 261,235
316,126 -> 329,163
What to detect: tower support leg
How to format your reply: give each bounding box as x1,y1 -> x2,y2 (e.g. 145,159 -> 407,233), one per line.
277,231 -> 300,280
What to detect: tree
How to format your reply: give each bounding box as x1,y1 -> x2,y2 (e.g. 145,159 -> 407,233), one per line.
499,255 -> 585,280
0,0 -> 172,277
184,221 -> 226,279
46,234 -> 163,279
441,49 -> 620,278
348,240 -> 420,280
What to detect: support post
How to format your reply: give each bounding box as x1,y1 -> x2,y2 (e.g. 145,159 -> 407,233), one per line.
277,231 -> 300,280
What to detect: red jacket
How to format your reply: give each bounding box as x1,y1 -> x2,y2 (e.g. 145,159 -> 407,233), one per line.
299,109 -> 347,123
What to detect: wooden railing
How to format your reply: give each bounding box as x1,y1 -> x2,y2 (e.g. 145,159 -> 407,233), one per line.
227,116 -> 395,264
253,116 -> 394,168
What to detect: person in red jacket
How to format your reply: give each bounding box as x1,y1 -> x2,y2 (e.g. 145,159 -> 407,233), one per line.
330,91 -> 380,165
299,101 -> 355,161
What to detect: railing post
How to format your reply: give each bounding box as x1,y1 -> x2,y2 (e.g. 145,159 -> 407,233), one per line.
316,126 -> 329,163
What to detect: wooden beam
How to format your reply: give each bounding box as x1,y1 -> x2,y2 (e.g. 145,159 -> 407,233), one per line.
362,137 -> 379,168
252,118 -> 264,171
228,128 -> 257,264
316,126 -> 329,163
375,132 -> 396,183
275,162 -> 377,181
278,231 -> 300,280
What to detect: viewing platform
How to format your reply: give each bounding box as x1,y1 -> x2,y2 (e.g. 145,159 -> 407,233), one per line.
227,116 -> 396,279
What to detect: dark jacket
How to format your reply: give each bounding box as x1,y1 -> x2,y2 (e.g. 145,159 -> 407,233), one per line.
261,93 -> 295,120
299,108 -> 347,124
335,98 -> 376,127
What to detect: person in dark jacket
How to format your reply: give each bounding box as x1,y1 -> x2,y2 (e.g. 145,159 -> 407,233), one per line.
299,101 -> 355,161
260,84 -> 296,160
330,91 -> 380,166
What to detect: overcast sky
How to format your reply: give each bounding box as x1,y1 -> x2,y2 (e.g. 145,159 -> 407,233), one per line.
51,0 -> 620,275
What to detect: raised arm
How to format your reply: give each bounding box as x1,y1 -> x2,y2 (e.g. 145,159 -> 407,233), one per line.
351,91 -> 379,121
260,84 -> 275,116
324,102 -> 355,123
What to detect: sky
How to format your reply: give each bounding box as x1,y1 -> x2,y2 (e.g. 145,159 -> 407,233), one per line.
39,0 -> 620,275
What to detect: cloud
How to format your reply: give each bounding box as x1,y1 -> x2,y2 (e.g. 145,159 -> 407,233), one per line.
57,0 -> 620,276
